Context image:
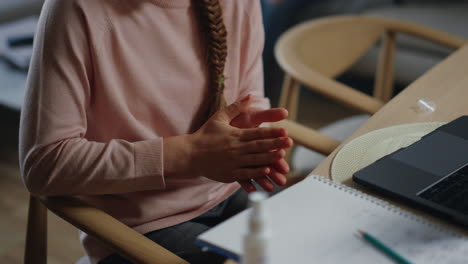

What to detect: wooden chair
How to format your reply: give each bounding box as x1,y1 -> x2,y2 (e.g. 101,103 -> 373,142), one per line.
24,195 -> 189,264
272,15 -> 465,156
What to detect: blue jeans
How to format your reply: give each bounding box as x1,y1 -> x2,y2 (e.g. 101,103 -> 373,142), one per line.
98,189 -> 249,264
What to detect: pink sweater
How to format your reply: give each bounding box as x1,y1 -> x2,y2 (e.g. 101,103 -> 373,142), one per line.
19,0 -> 268,262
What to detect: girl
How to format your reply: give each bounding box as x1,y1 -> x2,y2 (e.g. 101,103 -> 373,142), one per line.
19,0 -> 292,263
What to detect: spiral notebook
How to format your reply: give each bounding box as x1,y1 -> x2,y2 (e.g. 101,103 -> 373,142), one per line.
196,175 -> 468,263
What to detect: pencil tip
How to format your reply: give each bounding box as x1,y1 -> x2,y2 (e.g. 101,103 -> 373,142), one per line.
357,229 -> 364,235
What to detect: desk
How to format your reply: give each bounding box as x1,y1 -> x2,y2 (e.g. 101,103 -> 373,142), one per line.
309,43 -> 468,237
224,44 -> 468,264
312,43 -> 468,179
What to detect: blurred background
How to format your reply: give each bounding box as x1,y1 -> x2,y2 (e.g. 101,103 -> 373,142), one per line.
0,0 -> 467,263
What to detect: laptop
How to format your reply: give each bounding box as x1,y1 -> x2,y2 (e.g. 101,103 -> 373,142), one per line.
353,115 -> 468,226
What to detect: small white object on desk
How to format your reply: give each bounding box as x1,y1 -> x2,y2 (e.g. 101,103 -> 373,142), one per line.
416,98 -> 437,114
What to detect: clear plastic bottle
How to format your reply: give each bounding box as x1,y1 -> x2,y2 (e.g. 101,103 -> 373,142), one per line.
242,192 -> 270,264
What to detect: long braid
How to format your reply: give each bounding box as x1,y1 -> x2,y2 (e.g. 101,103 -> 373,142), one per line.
195,0 -> 228,119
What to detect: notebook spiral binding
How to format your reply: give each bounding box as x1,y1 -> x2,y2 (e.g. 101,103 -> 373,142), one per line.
310,175 -> 466,239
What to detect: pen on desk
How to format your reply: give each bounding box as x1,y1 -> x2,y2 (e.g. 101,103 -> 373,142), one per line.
357,230 -> 413,264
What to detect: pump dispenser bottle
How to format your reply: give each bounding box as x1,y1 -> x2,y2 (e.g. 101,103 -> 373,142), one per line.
242,192 -> 270,264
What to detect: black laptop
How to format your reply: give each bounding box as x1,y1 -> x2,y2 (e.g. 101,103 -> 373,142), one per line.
353,115 -> 468,226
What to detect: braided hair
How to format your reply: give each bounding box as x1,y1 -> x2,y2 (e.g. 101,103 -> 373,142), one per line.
195,0 -> 228,120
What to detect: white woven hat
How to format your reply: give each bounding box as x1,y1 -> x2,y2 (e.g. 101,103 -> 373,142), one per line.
331,122 -> 445,183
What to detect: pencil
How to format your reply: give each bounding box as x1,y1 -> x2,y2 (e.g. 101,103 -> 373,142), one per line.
357,230 -> 413,264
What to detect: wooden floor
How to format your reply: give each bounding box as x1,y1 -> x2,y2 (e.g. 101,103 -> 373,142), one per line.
0,90 -> 352,264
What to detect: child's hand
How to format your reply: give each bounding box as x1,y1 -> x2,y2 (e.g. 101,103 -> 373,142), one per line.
188,96 -> 292,186
230,106 -> 288,129
230,103 -> 291,192
163,95 -> 292,192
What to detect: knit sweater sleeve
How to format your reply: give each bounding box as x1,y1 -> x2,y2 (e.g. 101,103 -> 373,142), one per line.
238,0 -> 270,110
19,0 -> 165,196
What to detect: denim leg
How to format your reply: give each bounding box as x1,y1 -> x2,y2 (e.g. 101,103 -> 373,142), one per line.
98,221 -> 225,264
145,221 -> 226,264
192,189 -> 249,227
98,190 -> 248,264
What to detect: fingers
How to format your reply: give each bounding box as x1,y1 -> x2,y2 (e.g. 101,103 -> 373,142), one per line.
219,94 -> 252,122
238,177 -> 275,193
267,167 -> 288,186
240,127 -> 287,141
253,167 -> 287,192
250,108 -> 288,125
233,167 -> 270,181
272,158 -> 290,175
238,170 -> 287,193
254,176 -> 275,192
238,180 -> 256,193
240,137 -> 292,154
237,149 -> 286,167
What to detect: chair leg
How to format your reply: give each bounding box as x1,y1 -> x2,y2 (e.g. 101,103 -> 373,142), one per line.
24,195 -> 47,264
278,74 -> 301,169
278,74 -> 300,122
278,74 -> 291,109
374,30 -> 396,102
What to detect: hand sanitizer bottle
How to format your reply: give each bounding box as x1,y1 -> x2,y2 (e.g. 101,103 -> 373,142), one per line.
242,192 -> 270,264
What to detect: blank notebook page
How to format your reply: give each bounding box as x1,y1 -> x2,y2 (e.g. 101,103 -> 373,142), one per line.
197,175 -> 468,263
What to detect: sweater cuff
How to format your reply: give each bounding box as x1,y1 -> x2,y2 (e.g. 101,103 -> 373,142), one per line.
133,138 -> 165,189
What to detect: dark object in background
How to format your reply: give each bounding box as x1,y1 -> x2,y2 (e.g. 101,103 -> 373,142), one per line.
2,34 -> 34,71
0,16 -> 37,72
7,34 -> 33,48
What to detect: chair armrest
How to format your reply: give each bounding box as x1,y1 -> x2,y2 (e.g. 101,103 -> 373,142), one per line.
40,196 -> 188,264
381,17 -> 466,50
272,120 -> 341,155
284,65 -> 384,114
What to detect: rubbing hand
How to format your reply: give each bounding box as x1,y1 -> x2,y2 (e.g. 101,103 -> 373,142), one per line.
189,95 -> 292,190
268,0 -> 285,4
229,99 -> 292,193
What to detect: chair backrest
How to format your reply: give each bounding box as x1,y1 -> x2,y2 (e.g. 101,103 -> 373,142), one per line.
276,15 -> 465,78
276,16 -> 386,79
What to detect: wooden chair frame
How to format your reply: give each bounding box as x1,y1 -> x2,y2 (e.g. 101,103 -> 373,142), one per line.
25,195 -> 188,264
